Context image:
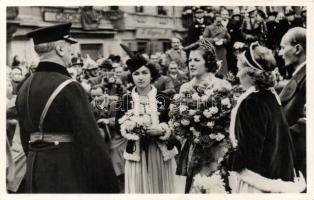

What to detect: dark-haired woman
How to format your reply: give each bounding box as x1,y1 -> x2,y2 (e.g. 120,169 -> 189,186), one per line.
227,42 -> 306,193
116,55 -> 178,193
177,39 -> 232,193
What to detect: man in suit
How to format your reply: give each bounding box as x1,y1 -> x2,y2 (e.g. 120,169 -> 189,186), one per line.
165,37 -> 188,74
279,27 -> 306,179
186,9 -> 208,45
153,63 -> 176,97
166,61 -> 188,93
241,7 -> 267,45
15,23 -> 118,193
203,13 -> 231,76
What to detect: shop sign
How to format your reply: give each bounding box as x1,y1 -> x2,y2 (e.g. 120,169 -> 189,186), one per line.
136,28 -> 172,39
44,11 -> 81,23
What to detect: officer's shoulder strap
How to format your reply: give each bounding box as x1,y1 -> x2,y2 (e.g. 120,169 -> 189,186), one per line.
38,79 -> 76,132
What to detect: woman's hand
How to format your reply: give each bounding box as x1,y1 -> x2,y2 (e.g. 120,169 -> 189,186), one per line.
146,125 -> 165,136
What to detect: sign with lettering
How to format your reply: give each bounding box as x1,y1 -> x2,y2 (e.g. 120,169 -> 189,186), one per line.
44,11 -> 81,23
135,28 -> 172,39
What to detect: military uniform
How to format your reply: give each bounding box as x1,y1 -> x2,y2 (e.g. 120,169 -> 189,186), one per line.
15,23 -> 118,193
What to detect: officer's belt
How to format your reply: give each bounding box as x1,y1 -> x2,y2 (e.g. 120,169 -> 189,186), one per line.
29,132 -> 74,144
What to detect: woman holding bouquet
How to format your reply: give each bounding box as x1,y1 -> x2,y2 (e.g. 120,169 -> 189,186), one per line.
115,52 -> 178,193
227,42 -> 306,193
176,38 -> 232,193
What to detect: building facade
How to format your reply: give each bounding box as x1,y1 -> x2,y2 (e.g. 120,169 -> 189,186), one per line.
7,6 -> 186,65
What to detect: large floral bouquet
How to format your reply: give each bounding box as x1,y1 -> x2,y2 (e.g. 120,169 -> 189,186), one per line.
169,84 -> 244,147
118,110 -> 152,140
169,82 -> 245,193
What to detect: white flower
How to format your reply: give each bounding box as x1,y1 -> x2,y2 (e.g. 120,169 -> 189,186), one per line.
192,93 -> 201,101
192,171 -> 226,193
193,131 -> 200,138
194,138 -> 200,143
203,110 -> 212,118
194,115 -> 201,123
108,77 -> 115,83
209,134 -> 217,139
189,109 -> 197,116
173,94 -> 181,101
221,98 -> 231,106
124,120 -> 136,131
179,105 -> 189,113
200,95 -> 209,102
204,88 -> 214,96
216,133 -> 225,141
207,121 -> 215,128
174,122 -> 181,127
169,104 -> 175,111
189,127 -> 196,132
209,106 -> 219,114
181,119 -> 190,126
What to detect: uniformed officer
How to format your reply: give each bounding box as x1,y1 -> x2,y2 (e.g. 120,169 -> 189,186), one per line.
15,22 -> 119,193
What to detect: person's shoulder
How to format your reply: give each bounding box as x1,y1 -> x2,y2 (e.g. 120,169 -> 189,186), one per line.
165,49 -> 173,54
179,81 -> 192,93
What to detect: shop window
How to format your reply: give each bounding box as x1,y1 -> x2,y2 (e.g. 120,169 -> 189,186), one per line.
137,42 -> 148,54
80,43 -> 103,61
157,6 -> 167,16
135,6 -> 144,13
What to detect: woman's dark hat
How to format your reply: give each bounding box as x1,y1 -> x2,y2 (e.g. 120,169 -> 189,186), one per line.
26,22 -> 77,45
120,44 -> 149,73
99,59 -> 113,69
243,42 -> 273,71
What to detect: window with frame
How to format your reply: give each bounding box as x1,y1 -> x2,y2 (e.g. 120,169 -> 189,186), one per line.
137,41 -> 148,54
80,43 -> 103,61
135,6 -> 144,13
157,6 -> 167,15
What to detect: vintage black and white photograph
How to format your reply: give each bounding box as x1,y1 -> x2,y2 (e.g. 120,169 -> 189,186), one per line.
5,4 -> 308,196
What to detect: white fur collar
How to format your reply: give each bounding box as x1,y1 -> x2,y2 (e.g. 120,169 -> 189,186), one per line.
131,86 -> 159,126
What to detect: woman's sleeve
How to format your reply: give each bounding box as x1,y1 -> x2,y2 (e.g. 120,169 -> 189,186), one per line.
227,97 -> 268,172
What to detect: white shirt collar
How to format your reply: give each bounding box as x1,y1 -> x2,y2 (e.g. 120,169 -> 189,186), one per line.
292,61 -> 306,77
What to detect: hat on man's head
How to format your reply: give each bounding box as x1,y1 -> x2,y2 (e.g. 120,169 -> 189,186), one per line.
246,7 -> 256,13
99,59 -> 113,69
268,11 -> 278,18
82,54 -> 98,70
26,22 -> 77,45
231,8 -> 241,17
285,9 -> 295,16
195,9 -> 204,14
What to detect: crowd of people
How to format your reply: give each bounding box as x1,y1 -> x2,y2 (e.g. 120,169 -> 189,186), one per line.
6,6 -> 306,194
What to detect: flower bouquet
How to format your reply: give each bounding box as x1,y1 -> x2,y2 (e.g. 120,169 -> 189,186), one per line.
191,171 -> 227,193
118,110 -> 152,140
169,82 -> 245,193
